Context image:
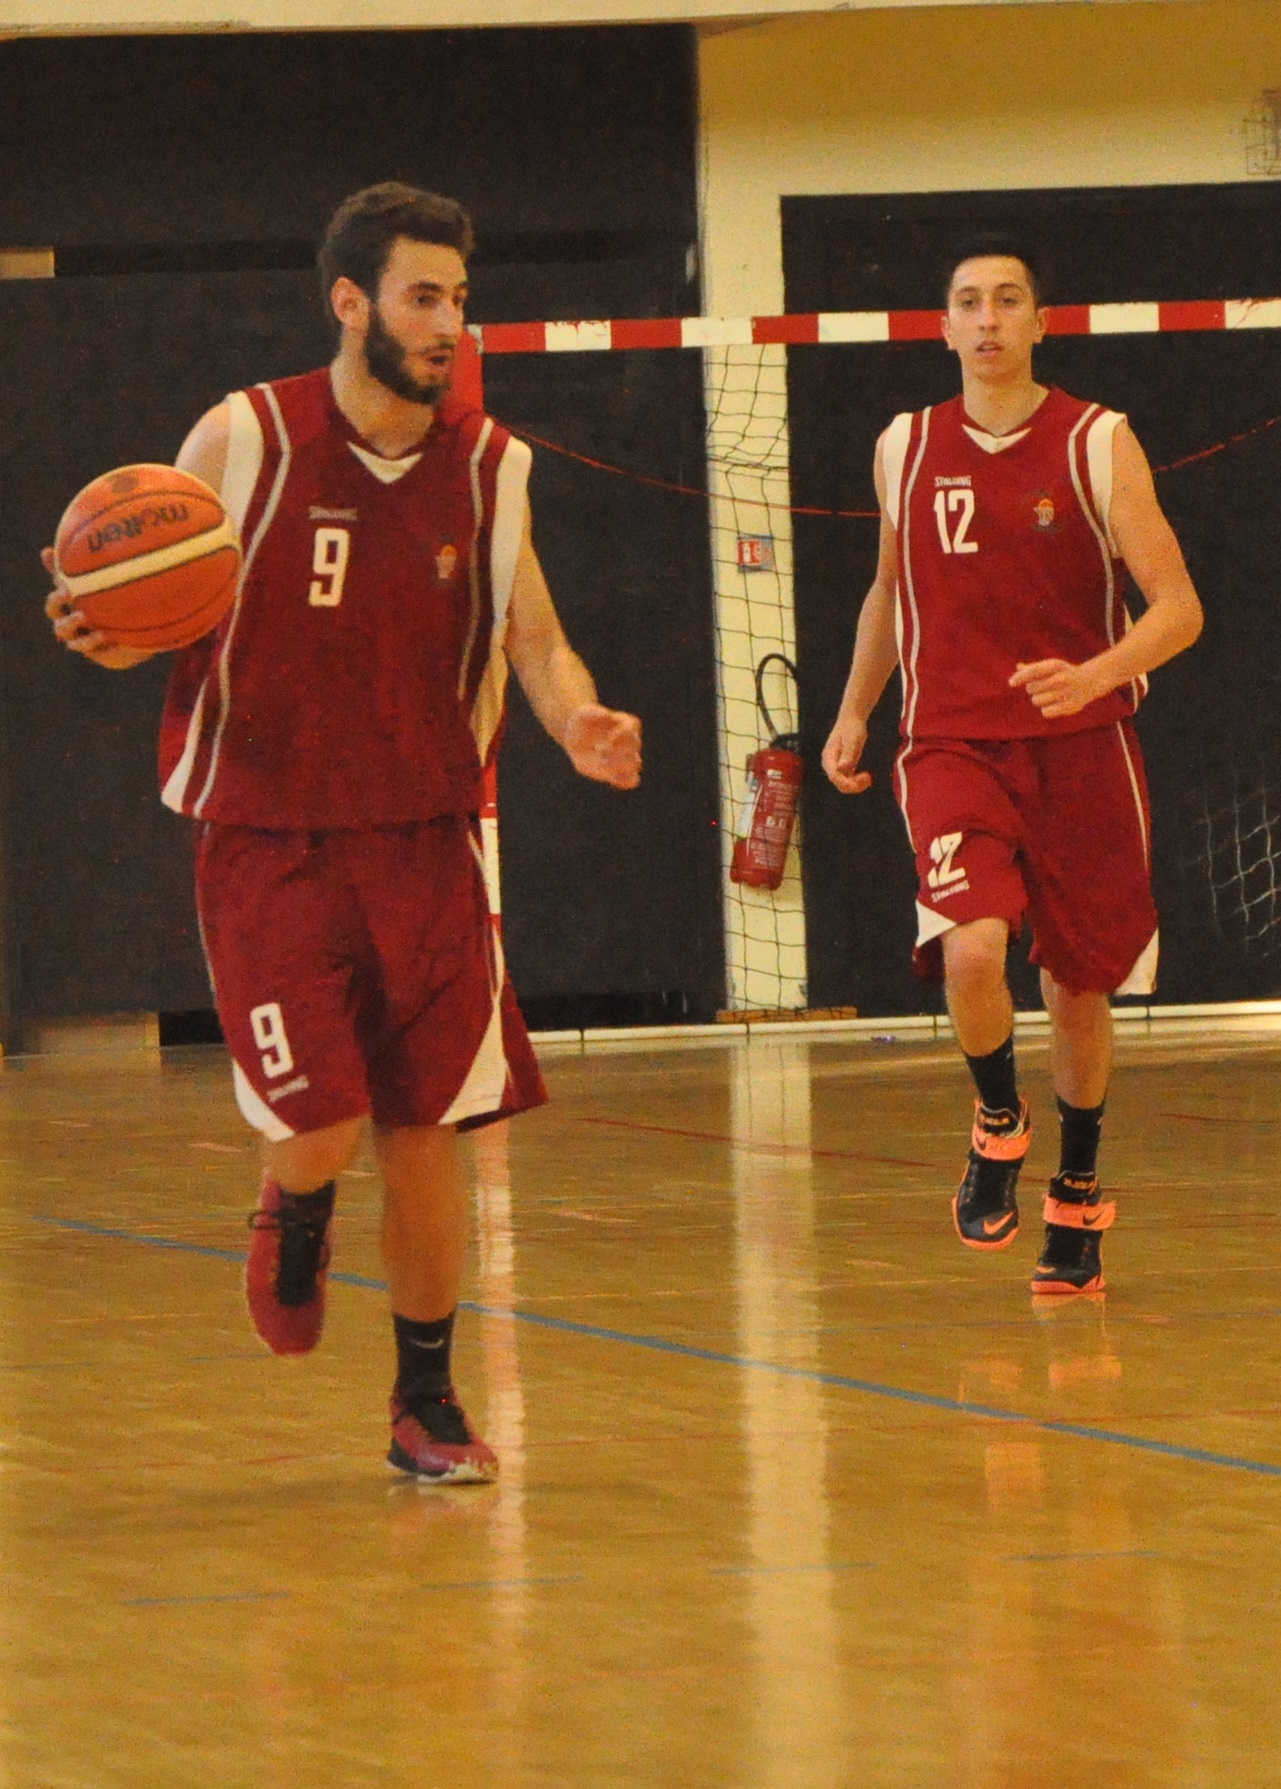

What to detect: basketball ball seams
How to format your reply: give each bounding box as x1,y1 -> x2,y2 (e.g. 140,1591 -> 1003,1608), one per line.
53,462 -> 243,652
58,518 -> 239,598
54,463 -> 226,554
87,558 -> 241,643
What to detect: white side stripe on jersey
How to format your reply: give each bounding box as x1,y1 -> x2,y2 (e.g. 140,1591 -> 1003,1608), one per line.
1085,408 -> 1124,558
1115,928 -> 1159,997
1115,719 -> 1151,869
881,410 -> 913,531
220,389 -> 265,535
161,389 -> 266,814
438,832 -> 509,1124
232,1059 -> 297,1142
192,382 -> 294,819
491,436 -> 532,631
464,431 -> 532,768
898,408 -> 932,749
457,418 -> 495,707
1066,403 -> 1118,646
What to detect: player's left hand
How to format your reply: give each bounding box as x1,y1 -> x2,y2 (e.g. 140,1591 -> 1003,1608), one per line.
1009,658 -> 1110,720
563,704 -> 642,789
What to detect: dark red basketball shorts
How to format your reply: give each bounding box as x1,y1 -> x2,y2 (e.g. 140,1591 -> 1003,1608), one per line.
893,721 -> 1158,996
195,817 -> 547,1140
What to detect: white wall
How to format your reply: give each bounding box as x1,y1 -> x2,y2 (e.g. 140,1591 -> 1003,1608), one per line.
699,0 -> 1281,316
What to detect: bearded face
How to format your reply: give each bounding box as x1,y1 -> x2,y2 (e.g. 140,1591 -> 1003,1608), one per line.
362,299 -> 454,408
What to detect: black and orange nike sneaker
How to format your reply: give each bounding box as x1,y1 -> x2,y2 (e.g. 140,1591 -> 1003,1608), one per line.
1031,1171 -> 1116,1295
953,1099 -> 1031,1250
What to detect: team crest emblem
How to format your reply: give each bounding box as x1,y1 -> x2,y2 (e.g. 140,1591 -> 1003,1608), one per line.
1033,495 -> 1057,530
436,544 -> 459,581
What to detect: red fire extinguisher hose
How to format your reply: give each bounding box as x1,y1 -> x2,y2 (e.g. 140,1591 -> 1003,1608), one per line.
729,654 -> 804,892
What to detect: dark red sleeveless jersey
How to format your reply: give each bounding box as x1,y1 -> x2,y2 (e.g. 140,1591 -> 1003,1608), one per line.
884,387 -> 1142,741
159,368 -> 529,827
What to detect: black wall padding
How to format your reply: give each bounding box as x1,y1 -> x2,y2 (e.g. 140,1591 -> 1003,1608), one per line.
485,351 -> 723,1008
0,272 -> 333,1024
0,28 -> 700,319
784,185 -> 1281,1015
0,27 -> 723,1035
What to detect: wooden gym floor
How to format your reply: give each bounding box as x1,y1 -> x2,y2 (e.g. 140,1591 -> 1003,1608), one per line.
3,1023 -> 1280,1789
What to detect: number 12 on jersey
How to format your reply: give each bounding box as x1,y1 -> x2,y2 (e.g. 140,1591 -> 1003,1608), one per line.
309,526 -> 351,606
934,489 -> 978,555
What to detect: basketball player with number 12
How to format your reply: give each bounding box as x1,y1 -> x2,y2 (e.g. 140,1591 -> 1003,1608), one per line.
823,237 -> 1203,1293
46,183 -> 642,1480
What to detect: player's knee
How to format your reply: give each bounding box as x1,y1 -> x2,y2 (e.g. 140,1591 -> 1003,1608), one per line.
942,919 -> 1008,997
267,1115 -> 364,1189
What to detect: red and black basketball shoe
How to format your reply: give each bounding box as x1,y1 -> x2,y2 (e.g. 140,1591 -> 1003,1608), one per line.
953,1099 -> 1031,1250
1031,1172 -> 1116,1295
244,1177 -> 335,1355
388,1389 -> 498,1484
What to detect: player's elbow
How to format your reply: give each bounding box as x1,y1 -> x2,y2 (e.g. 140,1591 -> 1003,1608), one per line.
1180,588 -> 1205,650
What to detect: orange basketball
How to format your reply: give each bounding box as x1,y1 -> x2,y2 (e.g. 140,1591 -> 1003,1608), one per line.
54,463 -> 241,651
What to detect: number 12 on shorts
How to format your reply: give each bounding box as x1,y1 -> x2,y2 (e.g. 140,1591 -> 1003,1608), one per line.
250,1001 -> 295,1079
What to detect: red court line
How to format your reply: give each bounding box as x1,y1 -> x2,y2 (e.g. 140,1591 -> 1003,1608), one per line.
574,1114 -> 936,1170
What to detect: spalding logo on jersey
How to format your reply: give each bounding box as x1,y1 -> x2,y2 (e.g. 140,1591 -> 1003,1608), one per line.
1032,494 -> 1058,531
436,544 -> 459,581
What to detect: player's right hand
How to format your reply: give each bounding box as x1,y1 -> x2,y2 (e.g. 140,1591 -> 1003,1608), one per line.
42,547 -> 153,669
821,715 -> 873,794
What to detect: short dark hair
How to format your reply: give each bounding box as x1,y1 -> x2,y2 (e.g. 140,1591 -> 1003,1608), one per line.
943,234 -> 1046,307
317,182 -> 475,307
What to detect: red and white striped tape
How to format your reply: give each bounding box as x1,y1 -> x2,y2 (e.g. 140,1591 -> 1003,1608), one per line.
470,298 -> 1281,354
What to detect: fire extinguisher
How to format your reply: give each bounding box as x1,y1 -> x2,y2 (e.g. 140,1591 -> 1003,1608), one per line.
730,653 -> 803,892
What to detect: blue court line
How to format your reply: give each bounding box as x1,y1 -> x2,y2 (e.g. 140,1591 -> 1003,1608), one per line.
1002,1549 -> 1162,1564
124,1590 -> 290,1607
709,1561 -> 879,1576
31,1214 -> 1281,1482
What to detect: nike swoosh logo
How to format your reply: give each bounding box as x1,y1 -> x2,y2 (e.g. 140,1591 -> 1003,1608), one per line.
409,1337 -> 447,1349
1081,1212 -> 1104,1228
983,1215 -> 1012,1234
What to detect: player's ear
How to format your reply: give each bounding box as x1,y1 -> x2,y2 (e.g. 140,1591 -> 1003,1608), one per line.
331,276 -> 370,334
1032,304 -> 1048,346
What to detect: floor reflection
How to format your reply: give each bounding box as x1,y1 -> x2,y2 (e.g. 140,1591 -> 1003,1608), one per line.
471,1120 -> 530,1752
732,1041 -> 849,1783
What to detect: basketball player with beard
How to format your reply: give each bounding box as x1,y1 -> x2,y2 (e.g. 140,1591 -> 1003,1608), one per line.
46,183 -> 642,1479
822,237 -> 1202,1295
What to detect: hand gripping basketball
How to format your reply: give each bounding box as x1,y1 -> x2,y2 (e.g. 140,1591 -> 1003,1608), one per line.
51,463 -> 241,653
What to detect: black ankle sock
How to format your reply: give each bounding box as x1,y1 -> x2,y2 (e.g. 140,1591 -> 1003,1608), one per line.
964,1035 -> 1020,1120
393,1310 -> 456,1405
1056,1097 -> 1105,1178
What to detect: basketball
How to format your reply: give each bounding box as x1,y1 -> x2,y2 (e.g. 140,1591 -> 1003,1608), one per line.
54,463 -> 241,651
